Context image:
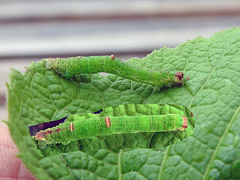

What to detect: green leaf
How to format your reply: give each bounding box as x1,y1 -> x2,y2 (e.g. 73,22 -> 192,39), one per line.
7,27 -> 240,179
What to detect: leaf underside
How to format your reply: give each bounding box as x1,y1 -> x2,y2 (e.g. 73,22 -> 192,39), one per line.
7,27 -> 240,180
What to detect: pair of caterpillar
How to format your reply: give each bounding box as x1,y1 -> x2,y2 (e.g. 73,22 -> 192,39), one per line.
32,56 -> 188,148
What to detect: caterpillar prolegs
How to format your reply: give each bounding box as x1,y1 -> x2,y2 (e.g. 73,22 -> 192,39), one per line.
32,104 -> 194,149
45,55 -> 184,87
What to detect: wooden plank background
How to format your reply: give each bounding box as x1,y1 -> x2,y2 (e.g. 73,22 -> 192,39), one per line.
1,0 -> 240,127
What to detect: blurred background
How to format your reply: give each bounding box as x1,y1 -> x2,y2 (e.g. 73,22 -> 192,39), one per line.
1,0 -> 240,126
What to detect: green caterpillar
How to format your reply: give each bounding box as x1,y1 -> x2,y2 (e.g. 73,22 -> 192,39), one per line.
45,55 -> 184,87
35,114 -> 187,145
33,104 -> 193,149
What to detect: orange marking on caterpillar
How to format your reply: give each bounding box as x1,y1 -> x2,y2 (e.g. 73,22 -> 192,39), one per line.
105,116 -> 111,128
110,54 -> 115,60
179,116 -> 188,131
46,130 -> 53,134
55,128 -> 61,132
70,123 -> 74,132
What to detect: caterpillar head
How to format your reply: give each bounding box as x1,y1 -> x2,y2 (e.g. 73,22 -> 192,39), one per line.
174,71 -> 184,85
45,58 -> 56,69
